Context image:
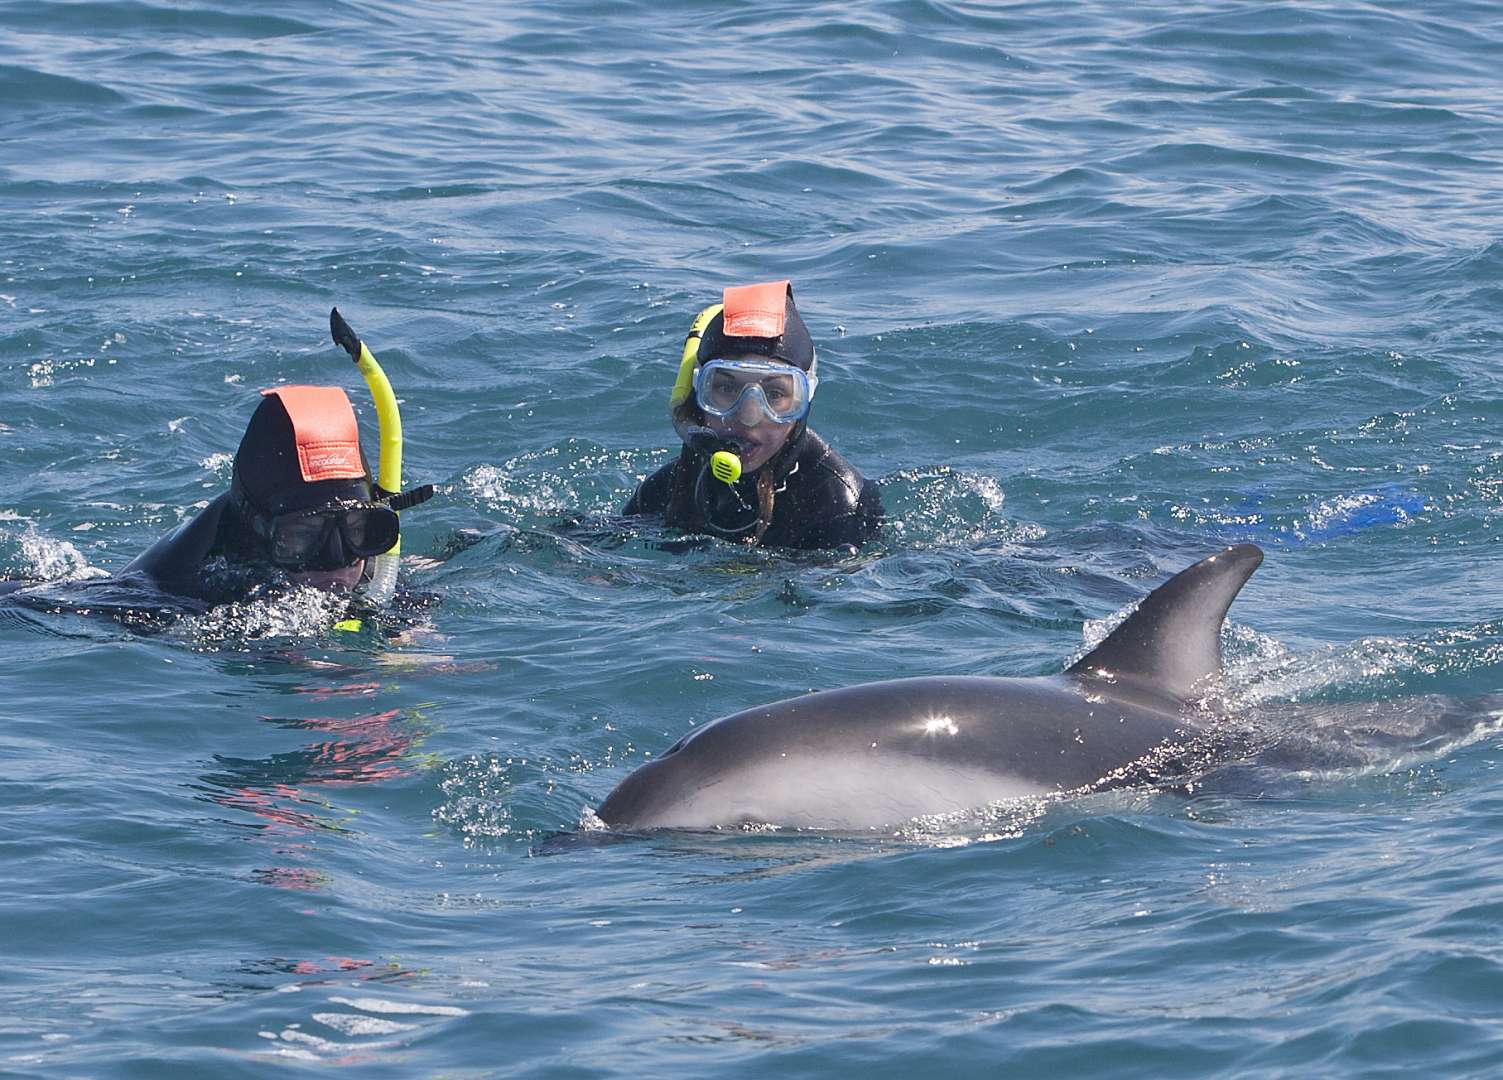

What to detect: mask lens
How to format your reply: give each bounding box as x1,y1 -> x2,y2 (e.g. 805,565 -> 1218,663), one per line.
343,505 -> 399,556
695,360 -> 810,424
758,372 -> 798,414
269,513 -> 334,566
266,503 -> 399,568
703,369 -> 750,412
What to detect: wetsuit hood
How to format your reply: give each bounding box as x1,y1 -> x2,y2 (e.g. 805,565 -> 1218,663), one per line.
695,280 -> 814,372
232,386 -> 373,517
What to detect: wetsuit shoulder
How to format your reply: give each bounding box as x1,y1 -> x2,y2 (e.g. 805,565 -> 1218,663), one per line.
623,459 -> 677,516
120,493 -> 232,593
764,430 -> 883,550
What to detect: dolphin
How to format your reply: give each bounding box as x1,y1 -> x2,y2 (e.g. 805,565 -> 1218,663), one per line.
595,544 -> 1264,830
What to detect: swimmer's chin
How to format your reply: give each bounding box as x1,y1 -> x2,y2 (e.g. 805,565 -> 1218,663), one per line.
289,560 -> 366,592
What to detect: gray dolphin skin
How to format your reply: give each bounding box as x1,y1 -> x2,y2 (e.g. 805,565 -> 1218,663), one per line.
596,544 -> 1264,831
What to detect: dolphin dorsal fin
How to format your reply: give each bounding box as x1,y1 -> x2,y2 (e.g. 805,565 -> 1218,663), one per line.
1066,544 -> 1263,700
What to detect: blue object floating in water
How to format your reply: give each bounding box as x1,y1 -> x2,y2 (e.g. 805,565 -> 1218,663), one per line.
1201,484 -> 1426,547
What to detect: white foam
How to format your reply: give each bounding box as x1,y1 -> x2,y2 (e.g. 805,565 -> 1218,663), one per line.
13,523 -> 105,582
313,1012 -> 418,1036
328,996 -> 468,1017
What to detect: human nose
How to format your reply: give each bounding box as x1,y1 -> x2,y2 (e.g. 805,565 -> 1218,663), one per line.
732,388 -> 766,426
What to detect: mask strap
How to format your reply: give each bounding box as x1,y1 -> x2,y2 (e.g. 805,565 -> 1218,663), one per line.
228,474 -> 274,540
376,483 -> 435,513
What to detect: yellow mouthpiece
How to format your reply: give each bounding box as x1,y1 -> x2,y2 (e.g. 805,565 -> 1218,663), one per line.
709,450 -> 742,485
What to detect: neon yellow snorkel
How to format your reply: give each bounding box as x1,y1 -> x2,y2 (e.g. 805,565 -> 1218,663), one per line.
330,307 -> 404,523
670,302 -> 742,485
669,302 -> 722,416
329,307 -> 418,607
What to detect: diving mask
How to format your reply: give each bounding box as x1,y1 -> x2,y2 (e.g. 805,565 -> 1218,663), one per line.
254,499 -> 401,571
693,358 -> 816,426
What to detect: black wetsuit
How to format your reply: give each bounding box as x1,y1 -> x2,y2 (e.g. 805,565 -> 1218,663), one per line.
118,493 -> 238,600
0,495 -> 254,612
3,388 -> 403,617
0,497 -> 229,626
624,428 -> 883,550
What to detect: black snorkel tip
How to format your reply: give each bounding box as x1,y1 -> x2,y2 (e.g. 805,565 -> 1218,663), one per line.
329,307 -> 361,362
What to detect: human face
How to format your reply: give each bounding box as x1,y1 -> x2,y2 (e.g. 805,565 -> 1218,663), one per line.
290,560 -> 366,591
699,354 -> 803,472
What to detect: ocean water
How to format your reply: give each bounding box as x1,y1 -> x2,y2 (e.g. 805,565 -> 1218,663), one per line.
4,0 -> 1503,1074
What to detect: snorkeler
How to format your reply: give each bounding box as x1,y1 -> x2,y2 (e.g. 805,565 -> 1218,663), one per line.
1,311 -> 432,610
122,384 -> 428,601
624,280 -> 882,550
124,310 -> 431,602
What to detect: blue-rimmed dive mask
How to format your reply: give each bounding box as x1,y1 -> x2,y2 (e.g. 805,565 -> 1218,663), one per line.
692,358 -> 817,426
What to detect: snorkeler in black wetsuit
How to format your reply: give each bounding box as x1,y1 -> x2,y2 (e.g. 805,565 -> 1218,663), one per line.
1,312 -> 432,612
120,384 -> 428,603
623,280 -> 882,550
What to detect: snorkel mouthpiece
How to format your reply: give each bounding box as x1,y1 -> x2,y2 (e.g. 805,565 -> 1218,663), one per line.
709,450 -> 742,485
683,425 -> 744,487
686,429 -> 756,537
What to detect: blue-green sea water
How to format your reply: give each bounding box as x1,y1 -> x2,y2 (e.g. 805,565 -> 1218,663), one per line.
5,1 -> 1503,1074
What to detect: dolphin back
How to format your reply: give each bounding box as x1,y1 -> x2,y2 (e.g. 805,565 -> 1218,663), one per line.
1067,544 -> 1263,700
